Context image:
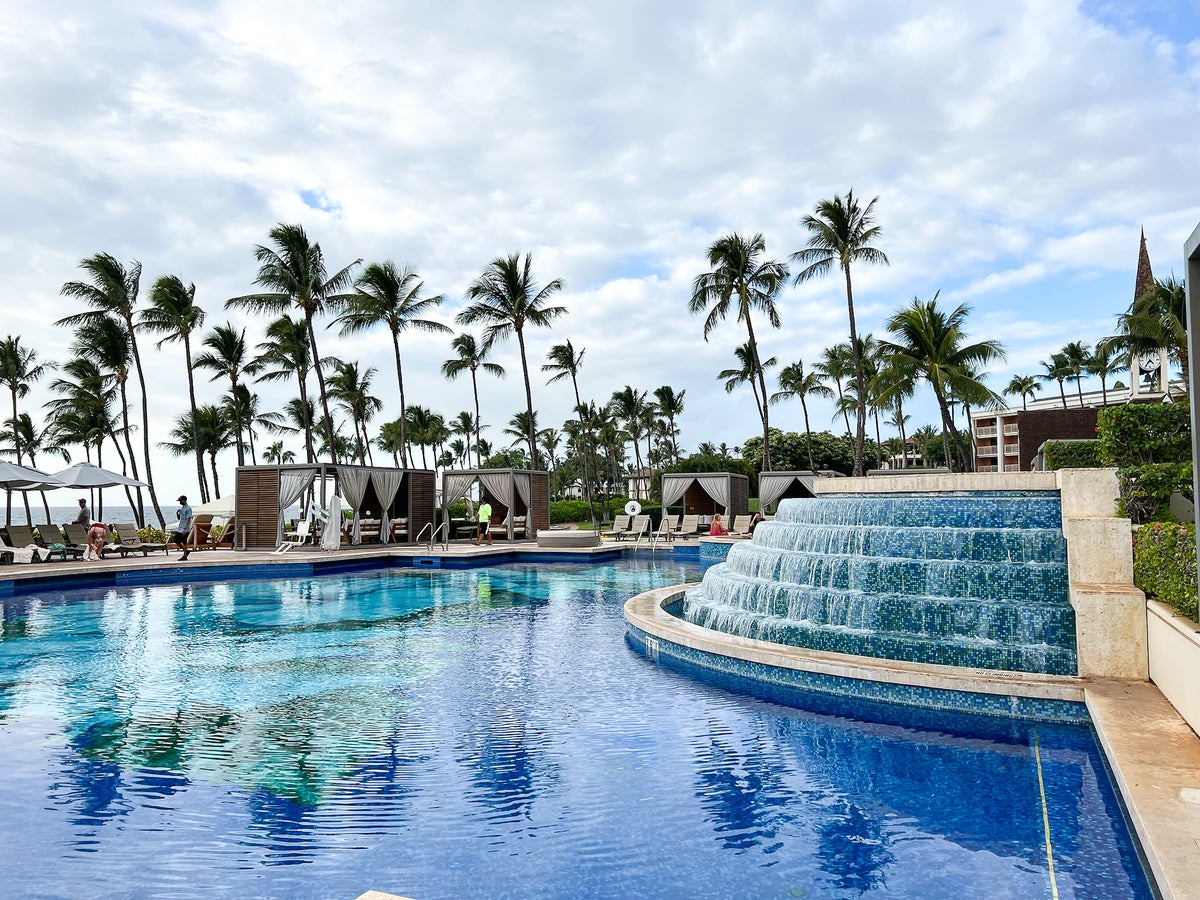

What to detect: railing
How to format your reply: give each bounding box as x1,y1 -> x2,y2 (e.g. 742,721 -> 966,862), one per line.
975,426 -> 998,438
632,518 -> 651,549
1004,464 -> 1021,472
1004,444 -> 1020,455
650,521 -> 673,549
977,464 -> 998,472
417,521 -> 449,551
1003,424 -> 1020,436
977,446 -> 999,458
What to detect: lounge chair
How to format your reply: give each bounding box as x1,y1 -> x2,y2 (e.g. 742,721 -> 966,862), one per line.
651,515 -> 677,542
510,516 -> 527,539
601,514 -> 630,539
210,516 -> 236,548
674,515 -> 700,538
618,515 -> 650,541
105,523 -> 170,557
62,522 -> 112,555
8,524 -> 83,561
389,517 -> 409,542
274,519 -> 311,554
731,515 -> 754,536
0,532 -> 48,563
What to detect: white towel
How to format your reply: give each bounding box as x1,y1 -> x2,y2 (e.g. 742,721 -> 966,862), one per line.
11,544 -> 44,564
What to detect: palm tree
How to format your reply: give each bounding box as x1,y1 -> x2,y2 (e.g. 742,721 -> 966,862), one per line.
816,343 -> 855,436
610,386 -> 650,483
1,412 -> 70,523
262,440 -> 296,465
277,397 -> 318,459
911,424 -> 939,467
161,405 -> 236,498
442,333 -> 506,468
254,315 -> 316,462
0,335 -> 54,467
872,354 -> 917,469
326,360 -> 383,464
791,191 -> 889,476
652,385 -> 685,464
1113,275 -> 1188,383
228,384 -> 283,465
882,294 -> 1005,472
143,275 -> 207,499
1038,352 -> 1072,409
690,232 -> 787,470
405,405 -> 444,469
376,419 -> 404,466
719,343 -> 777,439
1004,374 -> 1041,411
458,253 -> 566,468
1087,341 -> 1126,406
1060,341 -> 1090,406
194,323 -> 258,467
226,223 -> 360,463
771,359 -> 833,471
59,252 -> 165,525
334,261 -> 450,465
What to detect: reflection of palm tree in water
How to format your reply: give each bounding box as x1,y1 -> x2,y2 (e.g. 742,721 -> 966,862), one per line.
466,705 -> 548,823
816,798 -> 894,893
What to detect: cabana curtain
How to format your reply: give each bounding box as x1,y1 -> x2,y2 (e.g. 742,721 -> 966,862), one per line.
479,472 -> 513,509
660,475 -> 689,508
758,474 -> 799,510
370,469 -> 405,543
514,472 -> 532,509
696,475 -> 730,508
338,468 -> 371,543
276,467 -> 319,544
443,473 -> 477,508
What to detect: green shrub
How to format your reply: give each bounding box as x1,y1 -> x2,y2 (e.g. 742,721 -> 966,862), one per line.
1117,462 -> 1193,524
1133,522 -> 1199,621
138,527 -> 167,543
1097,402 -> 1192,466
1044,440 -> 1103,470
550,500 -> 593,524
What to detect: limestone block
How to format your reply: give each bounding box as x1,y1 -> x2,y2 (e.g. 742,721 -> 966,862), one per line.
1057,468 -> 1120,521
1071,583 -> 1149,679
1063,516 -> 1134,585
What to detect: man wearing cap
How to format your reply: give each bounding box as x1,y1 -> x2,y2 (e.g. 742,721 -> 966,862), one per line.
172,495 -> 194,560
73,498 -> 91,527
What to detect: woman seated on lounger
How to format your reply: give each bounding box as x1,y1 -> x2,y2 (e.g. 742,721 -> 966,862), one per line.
708,514 -> 728,536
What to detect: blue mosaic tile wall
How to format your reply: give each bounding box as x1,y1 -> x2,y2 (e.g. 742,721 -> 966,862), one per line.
682,491 -> 1078,676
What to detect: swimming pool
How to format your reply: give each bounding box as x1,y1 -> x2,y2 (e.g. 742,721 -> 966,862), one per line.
0,557 -> 1152,898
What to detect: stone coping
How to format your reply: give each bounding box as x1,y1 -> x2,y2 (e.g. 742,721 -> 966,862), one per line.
625,584 -> 1200,899
815,471 -> 1060,494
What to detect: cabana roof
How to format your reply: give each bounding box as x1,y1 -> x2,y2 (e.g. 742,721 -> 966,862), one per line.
441,468 -> 550,541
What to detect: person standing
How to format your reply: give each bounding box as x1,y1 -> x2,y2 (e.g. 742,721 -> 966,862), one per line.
475,499 -> 493,546
172,495 -> 194,560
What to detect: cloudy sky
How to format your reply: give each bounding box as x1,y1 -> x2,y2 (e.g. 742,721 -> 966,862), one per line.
3,0 -> 1200,502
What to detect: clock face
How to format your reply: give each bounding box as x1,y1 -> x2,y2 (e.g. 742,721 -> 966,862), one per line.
1138,352 -> 1161,373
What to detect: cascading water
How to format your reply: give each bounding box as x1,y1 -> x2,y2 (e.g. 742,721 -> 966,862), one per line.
679,491 -> 1077,675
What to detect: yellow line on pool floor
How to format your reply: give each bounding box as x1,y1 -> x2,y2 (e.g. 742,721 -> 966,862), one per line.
1033,728 -> 1059,900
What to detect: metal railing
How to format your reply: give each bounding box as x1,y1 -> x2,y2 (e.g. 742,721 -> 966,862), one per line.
975,426 -> 998,438
977,446 -> 999,457
632,518 -> 651,549
417,521 -> 448,551
1003,424 -> 1020,435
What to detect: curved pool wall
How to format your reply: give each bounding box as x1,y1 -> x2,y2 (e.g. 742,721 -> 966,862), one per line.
683,489 -> 1077,675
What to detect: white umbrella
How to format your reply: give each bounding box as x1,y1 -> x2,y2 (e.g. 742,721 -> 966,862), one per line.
321,495 -> 342,550
0,460 -> 65,490
193,494 -> 235,517
49,461 -> 149,489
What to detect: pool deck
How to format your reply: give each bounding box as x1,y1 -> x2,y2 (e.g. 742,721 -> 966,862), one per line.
4,540 -> 1199,898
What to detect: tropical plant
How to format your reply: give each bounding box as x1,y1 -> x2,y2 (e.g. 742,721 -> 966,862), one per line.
1113,274 -> 1188,383
719,343 -> 777,440
881,294 -> 1004,471
1038,352 -> 1072,409
610,386 -> 650,482
443,333 -> 506,468
543,339 -> 600,508
404,404 -> 444,469
791,191 -> 889,476
334,261 -> 450,465
194,322 -> 258,467
1004,374 -> 1040,411
458,253 -> 566,468
816,343 -> 855,436
254,315 -> 317,462
58,253 -> 164,525
771,359 -> 833,471
689,232 -> 787,470
143,275 -> 207,498
1088,340 -> 1126,407
160,405 -> 237,497
1,412 -> 70,524
326,359 -> 382,464
227,384 -> 283,466
1060,341 -> 1091,406
262,440 -> 296,465
226,223 -> 360,462
652,385 -> 685,464
0,335 -> 54,468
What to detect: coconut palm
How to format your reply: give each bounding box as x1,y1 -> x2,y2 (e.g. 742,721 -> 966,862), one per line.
791,192 -> 889,476
816,343 -> 855,437
771,359 -> 834,471
143,275 -> 207,499
1,412 -> 70,523
1060,341 -> 1090,406
160,405 -> 236,498
58,253 -> 165,525
1113,274 -> 1188,383
405,405 -> 444,469
227,223 -> 360,463
254,315 -> 317,462
1004,375 -> 1041,411
227,384 -> 283,466
872,354 -> 918,469
334,261 -> 450,465
652,385 -> 685,464
194,323 -> 258,467
442,333 -> 506,468
882,294 -> 1004,472
542,339 -> 601,503
1087,341 -> 1126,406
1038,352 -> 1072,409
326,360 -> 383,464
376,419 -> 404,466
262,441 -> 296,465
0,335 -> 54,467
690,232 -> 787,470
277,397 -> 318,457
610,386 -> 650,484
719,342 -> 777,434
458,253 -> 566,469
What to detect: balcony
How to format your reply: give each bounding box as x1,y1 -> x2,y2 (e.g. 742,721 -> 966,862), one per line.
1004,464 -> 1021,472
975,426 -> 998,438
1003,424 -> 1020,436
1004,444 -> 1019,455
977,446 -> 999,458
978,464 -> 998,472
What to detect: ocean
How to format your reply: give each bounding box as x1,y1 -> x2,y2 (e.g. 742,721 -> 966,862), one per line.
4,504 -> 149,527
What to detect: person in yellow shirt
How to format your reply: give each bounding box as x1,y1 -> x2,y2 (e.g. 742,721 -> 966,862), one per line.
475,500 -> 493,546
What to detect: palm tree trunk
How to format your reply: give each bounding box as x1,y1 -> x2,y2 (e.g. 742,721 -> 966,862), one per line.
1058,380 -> 1067,408
209,451 -> 221,497
307,312 -> 339,463
296,369 -> 314,463
843,265 -> 867,477
896,398 -> 909,470
126,321 -> 165,527
182,334 -> 209,503
801,398 -> 816,472
230,375 -> 246,467
391,331 -> 410,466
116,376 -> 144,526
470,367 -> 483,468
742,303 -> 772,472
516,328 -> 537,468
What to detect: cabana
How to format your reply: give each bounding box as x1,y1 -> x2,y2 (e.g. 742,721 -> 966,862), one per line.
660,472 -> 749,520
441,469 -> 549,542
757,470 -> 845,512
234,463 -> 436,549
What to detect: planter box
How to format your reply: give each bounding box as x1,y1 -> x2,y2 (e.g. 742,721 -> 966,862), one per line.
1147,600 -> 1200,736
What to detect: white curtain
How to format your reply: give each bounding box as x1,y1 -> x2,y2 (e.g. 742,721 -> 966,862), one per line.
660,475 -> 691,508
514,472 -> 532,510
277,467 -> 318,544
758,474 -> 798,510
479,472 -> 513,509
371,468 -> 406,543
443,473 -> 477,508
338,468 -> 371,543
321,494 -> 342,551
696,475 -> 730,512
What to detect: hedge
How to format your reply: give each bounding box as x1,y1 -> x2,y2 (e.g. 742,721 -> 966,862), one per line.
1044,440 -> 1103,470
1097,402 -> 1192,466
1133,522 -> 1199,621
1117,462 -> 1193,524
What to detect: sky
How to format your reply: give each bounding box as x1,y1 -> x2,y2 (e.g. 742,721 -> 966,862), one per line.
3,0 -> 1200,507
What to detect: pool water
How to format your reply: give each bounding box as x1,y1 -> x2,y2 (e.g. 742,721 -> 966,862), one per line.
0,558 -> 1151,898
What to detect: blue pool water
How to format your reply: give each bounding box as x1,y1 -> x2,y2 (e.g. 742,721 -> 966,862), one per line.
0,558 -> 1151,898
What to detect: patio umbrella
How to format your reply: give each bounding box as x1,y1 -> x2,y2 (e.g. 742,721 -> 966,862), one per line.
321,495 -> 342,551
193,494 -> 235,517
0,460 -> 65,491
49,461 -> 149,489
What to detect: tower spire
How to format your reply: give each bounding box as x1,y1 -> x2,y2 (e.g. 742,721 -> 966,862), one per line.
1134,227 -> 1154,303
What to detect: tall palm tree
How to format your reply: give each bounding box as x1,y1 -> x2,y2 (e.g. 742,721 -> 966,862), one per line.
872,354 -> 917,469
1113,274 -> 1188,383
816,343 -> 855,436
1004,374 -> 1041,411
376,420 -> 404,466
0,335 -> 54,466
254,315 -> 317,462
791,191 -> 889,476
1038,352 -> 1072,409
404,405 -> 444,469
262,441 -> 296,465
911,424 -> 939,468
277,397 -> 318,459
610,386 -> 650,483
161,405 -> 236,498
143,275 -> 207,499
334,261 -> 450,465
1,412 -> 70,523
771,359 -> 833,471
689,232 -> 787,470
59,253 -> 165,525
227,223 -> 360,463
1087,341 -> 1126,406
543,339 -> 602,513
194,322 -> 258,467
1060,341 -> 1090,406
228,384 -> 283,466
882,294 -> 1004,472
326,360 -> 383,464
442,333 -> 506,468
652,385 -> 685,464
719,343 -> 777,437
458,253 -> 566,468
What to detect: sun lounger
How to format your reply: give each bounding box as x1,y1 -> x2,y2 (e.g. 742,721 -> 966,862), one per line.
1,533 -> 48,563
651,515 -> 678,542
731,515 -> 754,536
274,519 -> 311,553
105,523 -> 170,557
389,517 -> 409,542
674,515 -> 700,538
8,524 -> 82,561
618,515 -> 650,541
601,514 -> 630,539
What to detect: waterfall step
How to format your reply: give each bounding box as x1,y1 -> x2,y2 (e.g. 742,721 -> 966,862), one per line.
752,524 -> 1066,562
